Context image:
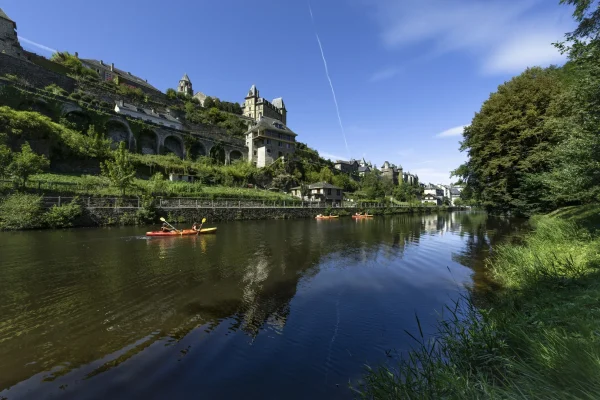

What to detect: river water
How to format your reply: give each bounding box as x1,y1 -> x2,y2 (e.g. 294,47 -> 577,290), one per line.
0,212 -> 520,399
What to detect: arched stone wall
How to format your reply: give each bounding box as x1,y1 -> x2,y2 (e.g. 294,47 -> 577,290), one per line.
139,129 -> 159,155
210,144 -> 226,164
163,135 -> 184,158
189,142 -> 207,160
64,111 -> 91,132
105,119 -> 132,150
229,149 -> 244,163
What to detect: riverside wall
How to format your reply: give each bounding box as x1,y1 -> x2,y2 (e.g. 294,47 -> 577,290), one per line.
83,206 -> 466,227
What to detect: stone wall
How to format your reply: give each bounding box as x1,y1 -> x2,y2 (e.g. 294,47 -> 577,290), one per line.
83,206 -> 462,228
0,53 -> 75,92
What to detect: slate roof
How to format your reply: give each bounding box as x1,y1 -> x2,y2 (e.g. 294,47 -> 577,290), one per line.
272,97 -> 285,109
81,58 -> 160,92
246,115 -> 297,136
291,182 -> 342,190
115,101 -> 180,124
450,188 -> 461,196
358,166 -> 371,172
0,8 -> 14,24
180,73 -> 191,82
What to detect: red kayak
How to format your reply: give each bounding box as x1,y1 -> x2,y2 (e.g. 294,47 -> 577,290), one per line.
146,228 -> 217,237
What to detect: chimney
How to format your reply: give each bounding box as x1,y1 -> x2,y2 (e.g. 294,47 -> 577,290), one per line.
110,63 -> 114,71
100,60 -> 104,66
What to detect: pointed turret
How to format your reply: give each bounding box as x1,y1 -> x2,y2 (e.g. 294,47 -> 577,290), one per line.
177,73 -> 193,96
247,84 -> 259,98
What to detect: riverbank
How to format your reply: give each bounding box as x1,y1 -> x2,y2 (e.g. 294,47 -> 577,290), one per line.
0,192 -> 467,230
355,204 -> 600,399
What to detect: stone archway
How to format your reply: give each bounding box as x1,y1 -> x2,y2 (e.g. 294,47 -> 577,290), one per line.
229,149 -> 244,163
163,135 -> 184,158
138,129 -> 159,155
64,111 -> 91,132
210,144 -> 226,165
19,99 -> 54,118
105,120 -> 131,150
189,142 -> 207,160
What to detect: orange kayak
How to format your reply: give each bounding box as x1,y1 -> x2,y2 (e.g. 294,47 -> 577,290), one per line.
315,215 -> 339,220
146,228 -> 217,236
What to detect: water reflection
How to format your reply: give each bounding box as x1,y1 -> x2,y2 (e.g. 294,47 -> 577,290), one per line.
0,212 -> 521,399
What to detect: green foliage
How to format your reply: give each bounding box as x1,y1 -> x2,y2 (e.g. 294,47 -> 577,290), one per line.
0,193 -> 44,230
44,84 -> 67,97
44,198 -> 82,228
7,142 -> 50,187
165,88 -> 177,99
185,105 -> 247,138
0,143 -> 10,179
116,84 -> 145,102
50,52 -> 99,80
101,142 -> 136,195
356,210 -> 600,398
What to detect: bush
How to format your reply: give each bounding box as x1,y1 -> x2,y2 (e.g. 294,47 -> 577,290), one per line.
44,84 -> 67,97
44,198 -> 82,228
0,193 -> 44,230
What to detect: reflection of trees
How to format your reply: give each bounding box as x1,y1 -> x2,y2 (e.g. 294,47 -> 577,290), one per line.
0,212 -> 523,390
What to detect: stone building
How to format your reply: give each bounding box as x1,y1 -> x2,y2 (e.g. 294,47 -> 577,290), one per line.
80,58 -> 162,94
291,182 -> 344,205
245,116 -> 296,167
334,159 -> 359,174
114,100 -> 183,130
178,73 -> 193,96
0,8 -> 26,60
402,172 -> 417,185
242,85 -> 287,124
380,161 -> 404,185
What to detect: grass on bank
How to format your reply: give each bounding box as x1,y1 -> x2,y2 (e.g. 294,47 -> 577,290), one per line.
355,205 -> 600,399
1,173 -> 299,201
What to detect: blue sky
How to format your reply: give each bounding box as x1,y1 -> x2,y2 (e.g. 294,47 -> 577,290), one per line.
5,0 -> 576,184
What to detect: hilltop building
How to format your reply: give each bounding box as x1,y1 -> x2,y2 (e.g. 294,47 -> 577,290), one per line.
334,159 -> 359,174
291,182 -> 344,205
0,8 -> 26,60
178,73 -> 193,96
245,116 -> 296,167
242,85 -> 287,124
80,57 -> 161,95
380,161 -> 404,185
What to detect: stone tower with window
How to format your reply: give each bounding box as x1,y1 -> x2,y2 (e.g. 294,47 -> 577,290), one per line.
242,84 -> 287,124
178,73 -> 193,96
0,8 -> 26,60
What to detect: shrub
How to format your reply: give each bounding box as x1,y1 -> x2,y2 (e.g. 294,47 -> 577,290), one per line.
69,92 -> 82,100
44,198 -> 82,228
44,84 -> 67,97
0,193 -> 44,230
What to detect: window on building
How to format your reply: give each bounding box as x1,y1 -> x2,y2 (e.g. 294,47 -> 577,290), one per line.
286,143 -> 290,149
317,189 -> 321,194
327,189 -> 332,195
336,189 -> 341,196
267,139 -> 271,144
267,149 -> 271,153
253,150 -> 257,155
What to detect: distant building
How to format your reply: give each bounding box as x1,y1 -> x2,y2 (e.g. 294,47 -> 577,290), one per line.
245,116 -> 296,167
177,73 -> 193,96
402,172 -> 417,185
424,184 -> 444,198
421,193 -> 440,205
242,85 -> 287,124
80,58 -> 161,94
114,100 -> 183,130
334,159 -> 359,174
450,187 -> 462,205
291,182 -> 343,205
0,8 -> 26,60
380,161 -> 404,185
169,173 -> 195,183
358,158 -> 373,176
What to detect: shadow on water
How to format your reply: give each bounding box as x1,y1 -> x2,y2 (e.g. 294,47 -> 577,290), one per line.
0,212 -> 524,400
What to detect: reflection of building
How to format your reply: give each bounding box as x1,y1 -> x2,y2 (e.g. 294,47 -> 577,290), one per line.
290,182 -> 344,205
245,116 -> 296,167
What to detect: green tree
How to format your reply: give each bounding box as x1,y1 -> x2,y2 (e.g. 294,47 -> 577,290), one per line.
203,96 -> 215,109
318,167 -> 334,184
455,67 -> 566,214
101,142 -> 136,195
85,125 -> 111,158
7,142 -> 50,187
166,88 -> 177,99
360,171 -> 385,200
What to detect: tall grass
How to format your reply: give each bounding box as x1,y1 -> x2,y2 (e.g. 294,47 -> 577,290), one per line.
355,208 -> 600,399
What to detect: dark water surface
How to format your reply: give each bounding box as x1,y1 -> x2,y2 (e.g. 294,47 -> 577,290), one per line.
0,212 -> 520,399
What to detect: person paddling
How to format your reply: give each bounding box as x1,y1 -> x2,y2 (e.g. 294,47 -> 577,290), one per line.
161,222 -> 173,232
192,220 -> 204,232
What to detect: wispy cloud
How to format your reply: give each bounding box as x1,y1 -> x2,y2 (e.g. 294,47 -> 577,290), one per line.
319,152 -> 345,161
436,125 -> 467,138
369,67 -> 401,82
368,0 -> 574,75
397,148 -> 414,157
18,37 -> 57,54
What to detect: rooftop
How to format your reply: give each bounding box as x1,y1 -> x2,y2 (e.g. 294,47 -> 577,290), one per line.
246,115 -> 297,136
115,101 -> 180,124
0,8 -> 14,25
81,58 -> 161,92
291,182 -> 343,190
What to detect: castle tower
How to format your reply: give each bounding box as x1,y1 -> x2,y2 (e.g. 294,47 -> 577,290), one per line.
272,97 -> 287,125
0,8 -> 26,60
178,73 -> 193,96
243,84 -> 259,120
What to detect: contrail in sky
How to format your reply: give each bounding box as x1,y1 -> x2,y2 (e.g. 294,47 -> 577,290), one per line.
308,2 -> 350,159
18,37 -> 57,54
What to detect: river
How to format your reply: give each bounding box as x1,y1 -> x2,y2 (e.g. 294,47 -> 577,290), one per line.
0,212 -> 520,399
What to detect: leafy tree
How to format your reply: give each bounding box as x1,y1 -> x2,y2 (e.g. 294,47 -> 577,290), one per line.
50,51 -> 99,79
166,88 -> 177,99
8,142 -> 50,187
101,141 -> 136,195
319,166 -> 334,184
271,173 -> 296,192
0,144 -> 11,179
455,67 -> 566,214
360,171 -> 385,200
85,125 -> 111,158
148,172 -> 167,195
203,96 -> 215,109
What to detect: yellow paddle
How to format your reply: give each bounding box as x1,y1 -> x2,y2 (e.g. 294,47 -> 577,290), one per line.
196,218 -> 207,235
159,217 -> 182,234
